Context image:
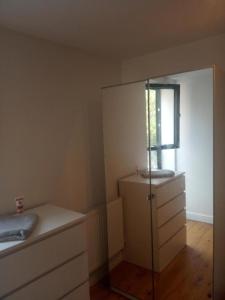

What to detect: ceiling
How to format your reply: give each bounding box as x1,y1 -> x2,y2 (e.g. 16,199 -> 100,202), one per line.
0,0 -> 225,59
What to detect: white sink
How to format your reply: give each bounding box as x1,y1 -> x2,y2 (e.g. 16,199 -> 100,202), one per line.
140,169 -> 175,178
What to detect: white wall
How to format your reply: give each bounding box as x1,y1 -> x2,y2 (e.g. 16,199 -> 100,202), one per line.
176,69 -> 213,223
0,26 -> 121,215
122,33 -> 225,82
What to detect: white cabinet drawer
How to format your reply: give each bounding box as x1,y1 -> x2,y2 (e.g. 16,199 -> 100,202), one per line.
156,175 -> 185,207
5,253 -> 89,300
158,226 -> 186,272
0,223 -> 86,298
158,210 -> 186,246
63,282 -> 90,300
157,192 -> 185,227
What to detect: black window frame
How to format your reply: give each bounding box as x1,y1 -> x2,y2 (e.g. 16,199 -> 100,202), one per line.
146,83 -> 180,169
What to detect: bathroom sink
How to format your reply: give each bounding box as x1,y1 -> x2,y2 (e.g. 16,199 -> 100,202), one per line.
140,169 -> 175,178
151,169 -> 175,178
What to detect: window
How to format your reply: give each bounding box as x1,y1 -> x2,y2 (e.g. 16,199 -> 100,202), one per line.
146,84 -> 180,169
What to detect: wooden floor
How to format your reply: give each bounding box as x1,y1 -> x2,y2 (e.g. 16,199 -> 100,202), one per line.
90,220 -> 213,300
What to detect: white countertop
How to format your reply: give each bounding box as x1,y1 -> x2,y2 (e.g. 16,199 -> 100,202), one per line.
119,171 -> 185,188
0,204 -> 86,258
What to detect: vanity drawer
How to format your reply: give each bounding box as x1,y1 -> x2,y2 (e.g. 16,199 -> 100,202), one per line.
156,175 -> 185,207
63,282 -> 90,300
157,192 -> 185,227
158,210 -> 186,246
5,253 -> 89,300
158,226 -> 186,272
0,223 -> 86,298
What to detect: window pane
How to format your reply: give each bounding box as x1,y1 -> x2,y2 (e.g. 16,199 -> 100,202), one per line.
149,90 -> 157,146
151,151 -> 158,169
145,90 -> 149,149
161,149 -> 176,170
161,89 -> 174,145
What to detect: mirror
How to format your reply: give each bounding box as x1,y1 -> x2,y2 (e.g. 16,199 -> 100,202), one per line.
101,68 -> 213,300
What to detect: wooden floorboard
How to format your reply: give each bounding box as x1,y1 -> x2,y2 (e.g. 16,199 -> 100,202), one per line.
90,220 -> 213,300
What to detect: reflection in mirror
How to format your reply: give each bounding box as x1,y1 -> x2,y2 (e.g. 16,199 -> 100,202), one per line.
102,81 -> 154,299
96,68 -> 213,300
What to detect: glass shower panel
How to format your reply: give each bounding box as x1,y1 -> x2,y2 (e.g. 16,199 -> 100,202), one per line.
102,81 -> 154,299
148,69 -> 214,300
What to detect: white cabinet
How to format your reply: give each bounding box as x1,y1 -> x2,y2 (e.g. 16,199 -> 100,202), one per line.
0,204 -> 90,300
63,282 -> 90,300
119,172 -> 186,272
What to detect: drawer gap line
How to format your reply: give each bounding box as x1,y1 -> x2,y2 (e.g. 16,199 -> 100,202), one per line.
156,191 -> 185,209
158,209 -> 186,229
158,225 -> 186,249
1,251 -> 86,299
58,279 -> 89,300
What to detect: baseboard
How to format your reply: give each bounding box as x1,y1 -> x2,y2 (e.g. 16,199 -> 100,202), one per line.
186,211 -> 213,224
